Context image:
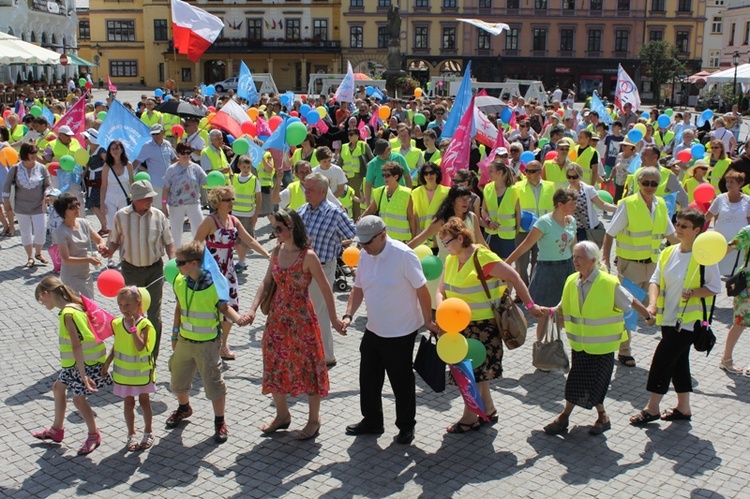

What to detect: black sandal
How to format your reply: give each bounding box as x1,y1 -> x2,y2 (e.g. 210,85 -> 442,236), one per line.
24,258 -> 35,268
543,418 -> 569,435
446,421 -> 480,434
629,410 -> 660,426
35,254 -> 49,264
661,408 -> 692,421
479,410 -> 498,427
618,354 -> 636,367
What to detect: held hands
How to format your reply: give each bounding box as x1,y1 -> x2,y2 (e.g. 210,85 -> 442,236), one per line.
332,318 -> 347,335
237,311 -> 256,327
528,304 -> 546,319
488,221 -> 500,231
82,375 -> 98,393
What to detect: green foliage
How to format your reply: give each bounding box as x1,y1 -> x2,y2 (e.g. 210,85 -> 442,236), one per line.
639,41 -> 686,107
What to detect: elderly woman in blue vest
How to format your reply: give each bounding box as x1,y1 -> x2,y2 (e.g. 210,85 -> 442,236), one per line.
162,142 -> 207,246
542,241 -> 653,436
361,162 -> 417,242
630,209 -> 721,426
481,160 -> 520,259
436,217 -> 544,433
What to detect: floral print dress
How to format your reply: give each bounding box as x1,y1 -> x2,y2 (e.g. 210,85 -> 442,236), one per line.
205,214 -> 239,311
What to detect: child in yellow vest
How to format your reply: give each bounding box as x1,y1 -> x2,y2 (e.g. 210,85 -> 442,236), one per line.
102,287 -> 156,452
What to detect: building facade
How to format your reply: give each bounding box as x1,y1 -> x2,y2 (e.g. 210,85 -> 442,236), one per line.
702,0 -> 726,71
720,0 -> 750,69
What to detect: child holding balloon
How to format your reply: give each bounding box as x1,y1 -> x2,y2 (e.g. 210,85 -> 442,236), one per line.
32,276 -> 112,455
101,287 -> 156,452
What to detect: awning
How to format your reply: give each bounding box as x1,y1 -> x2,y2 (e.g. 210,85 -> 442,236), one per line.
66,54 -> 98,67
706,64 -> 750,84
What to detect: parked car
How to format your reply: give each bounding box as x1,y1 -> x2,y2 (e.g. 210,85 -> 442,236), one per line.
213,76 -> 238,92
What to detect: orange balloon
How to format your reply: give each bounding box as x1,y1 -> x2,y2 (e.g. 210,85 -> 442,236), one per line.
247,107 -> 259,120
378,106 -> 391,120
342,246 -> 360,267
414,88 -> 423,98
0,147 -> 19,167
207,112 -> 216,122
436,297 -> 472,333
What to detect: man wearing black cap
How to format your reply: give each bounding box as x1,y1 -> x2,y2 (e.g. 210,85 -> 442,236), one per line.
363,139 -> 410,206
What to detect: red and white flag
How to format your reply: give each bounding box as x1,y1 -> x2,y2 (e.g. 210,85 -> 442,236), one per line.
107,75 -> 117,92
53,95 -> 86,144
209,99 -> 249,138
440,96 -> 475,186
614,64 -> 641,113
473,107 -> 497,148
171,0 -> 224,63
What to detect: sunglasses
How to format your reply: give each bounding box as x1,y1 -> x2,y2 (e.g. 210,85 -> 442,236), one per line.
360,232 -> 382,246
675,222 -> 695,230
175,259 -> 195,267
423,170 -> 437,175
566,175 -> 579,179
640,181 -> 659,188
67,202 -> 80,210
221,198 -> 235,202
273,225 -> 286,234
525,169 -> 541,174
178,152 -> 191,156
382,173 -> 393,178
435,113 -> 444,116
441,236 -> 456,246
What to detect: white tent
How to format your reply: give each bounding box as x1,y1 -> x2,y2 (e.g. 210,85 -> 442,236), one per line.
0,32 -> 61,65
706,63 -> 750,84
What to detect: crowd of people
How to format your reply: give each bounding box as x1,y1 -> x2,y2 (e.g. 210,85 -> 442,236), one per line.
6,82 -> 750,454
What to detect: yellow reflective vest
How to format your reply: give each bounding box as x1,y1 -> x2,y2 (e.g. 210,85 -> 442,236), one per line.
58,306 -> 106,368
411,184 -> 449,240
51,138 -> 82,161
231,174 -> 258,215
374,185 -> 412,241
444,246 -> 506,321
516,179 -> 555,232
286,181 -> 307,210
140,111 -> 162,128
482,182 -> 518,240
112,317 -> 155,386
339,185 -> 355,217
340,140 -> 367,178
571,146 -> 596,182
708,157 -> 731,190
174,273 -> 221,342
258,151 -> 275,187
615,194 -> 668,262
627,166 -> 671,198
655,245 -> 715,326
543,159 -> 569,189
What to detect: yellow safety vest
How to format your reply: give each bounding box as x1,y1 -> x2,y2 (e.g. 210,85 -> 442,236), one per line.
411,184 -> 449,238
58,306 -> 106,368
51,138 -> 82,161
174,273 -> 221,342
572,145 -> 596,181
112,317 -> 155,386
399,146 -> 423,173
655,245 -> 715,326
162,113 -> 180,137
543,159 -> 569,189
290,148 -> 319,168
340,140 -> 366,178
231,174 -> 258,214
36,129 -> 56,151
627,166 -> 671,197
287,181 -> 307,210
444,246 -> 506,321
10,125 -> 26,142
482,182 -> 518,239
202,146 -> 229,187
375,185 -> 412,241
561,271 -> 626,354
615,194 -> 668,262
339,185 -> 355,217
140,111 -> 162,128
258,151 -> 275,187
708,157 -> 731,190
517,179 -> 555,232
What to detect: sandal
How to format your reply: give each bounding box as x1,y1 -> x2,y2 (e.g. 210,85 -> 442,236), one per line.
32,426 -> 64,443
446,421 -> 480,434
296,421 -> 321,441
24,258 -> 35,268
220,345 -> 236,360
719,358 -> 745,374
35,254 -> 49,264
618,354 -> 636,367
543,418 -> 569,435
661,408 -> 692,421
126,434 -> 140,452
261,415 -> 291,434
479,410 -> 498,427
588,412 -> 611,435
78,432 -> 101,455
140,432 -> 154,449
629,409 -> 660,426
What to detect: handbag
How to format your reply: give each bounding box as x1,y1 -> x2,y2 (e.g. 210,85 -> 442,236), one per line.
413,334 -> 446,392
260,247 -> 280,315
693,265 -> 717,355
473,251 -> 527,350
532,311 -> 570,372
726,250 -> 749,297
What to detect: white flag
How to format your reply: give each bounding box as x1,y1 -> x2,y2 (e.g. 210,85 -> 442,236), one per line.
334,61 -> 355,104
614,64 -> 641,113
456,18 -> 509,36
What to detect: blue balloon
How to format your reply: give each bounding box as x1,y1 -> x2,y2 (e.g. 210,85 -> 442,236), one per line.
627,129 -> 643,143
657,114 -> 671,129
154,88 -> 164,98
691,143 -> 706,159
163,94 -> 171,101
641,111 -> 650,119
500,107 -> 512,123
520,150 -> 535,164
205,85 -> 216,97
306,110 -> 320,124
288,117 -> 301,124
226,134 -> 235,145
702,109 -> 714,120
300,104 -> 311,116
520,211 -> 538,232
280,94 -> 292,107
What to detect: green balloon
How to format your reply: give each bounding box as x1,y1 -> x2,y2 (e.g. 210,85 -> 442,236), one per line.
232,137 -> 250,155
414,113 -> 426,125
30,105 -> 42,117
285,121 -> 308,147
59,155 -> 76,171
134,172 -> 151,182
206,170 -> 225,187
597,189 -> 613,204
78,77 -> 87,87
466,338 -> 487,370
164,258 -> 179,285
538,138 -> 549,147
97,111 -> 107,120
421,255 -> 443,281
665,108 -> 674,117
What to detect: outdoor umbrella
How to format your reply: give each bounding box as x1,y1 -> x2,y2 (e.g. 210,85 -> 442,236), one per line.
0,32 -> 61,65
475,95 -> 508,115
155,100 -> 206,118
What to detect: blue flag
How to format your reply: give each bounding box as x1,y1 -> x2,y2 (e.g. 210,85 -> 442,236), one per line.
621,277 -> 647,331
441,61 -> 472,140
262,115 -> 288,152
627,153 -> 642,174
42,106 -> 55,125
200,83 -> 207,96
237,61 -> 259,105
97,100 -> 151,159
624,309 -> 639,331
591,93 -> 613,125
202,248 -> 229,302
334,61 -> 355,104
448,359 -> 488,422
371,87 -> 385,101
664,192 -> 678,219
247,140 -> 265,167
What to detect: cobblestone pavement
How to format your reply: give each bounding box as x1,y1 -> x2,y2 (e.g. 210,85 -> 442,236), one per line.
2,206 -> 750,498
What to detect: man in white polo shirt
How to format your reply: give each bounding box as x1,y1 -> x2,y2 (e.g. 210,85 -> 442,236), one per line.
341,216 -> 438,445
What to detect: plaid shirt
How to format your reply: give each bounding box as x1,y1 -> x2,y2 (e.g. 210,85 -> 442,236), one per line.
297,200 -> 356,264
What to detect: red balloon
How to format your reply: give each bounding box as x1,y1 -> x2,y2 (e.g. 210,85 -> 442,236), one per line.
688,201 -> 709,214
301,94 -> 307,101
269,115 -> 283,131
677,149 -> 692,163
97,269 -> 125,298
545,151 -> 557,161
693,183 -> 716,204
171,124 -> 185,137
85,81 -> 93,89
241,121 -> 257,137
48,161 -> 60,176
290,111 -> 299,117
2,110 -> 10,118
207,106 -> 216,112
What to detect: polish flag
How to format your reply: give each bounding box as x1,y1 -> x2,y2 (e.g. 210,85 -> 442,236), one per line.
171,0 -> 224,63
209,99 -> 249,138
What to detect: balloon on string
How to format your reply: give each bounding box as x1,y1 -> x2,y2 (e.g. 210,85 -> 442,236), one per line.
59,155 -> 76,171
633,123 -> 647,135
30,106 -> 42,117
240,121 -> 256,136
206,112 -> 216,123
597,189 -> 614,203
414,113 -> 426,125
206,170 -> 225,187
520,211 -> 538,231
693,183 -> 717,204
538,138 -> 549,148
436,332 -> 469,364
134,171 -> 151,182
204,85 -> 216,97
306,110 -> 320,124
47,161 -> 60,176
164,95 -> 172,101
85,81 -> 93,90
232,137 -> 250,155
692,231 -> 727,266
691,143 -> 706,159
657,114 -> 671,128
171,124 -> 185,137
154,88 -> 164,98
97,269 -> 125,297
97,111 -> 107,120
420,255 -> 443,281
366,86 -> 375,96
701,109 -> 714,121
301,94 -> 307,101
317,106 -> 327,118
436,297 -> 472,333
640,111 -> 649,119
280,93 -> 292,107
0,147 -> 19,167
286,121 -> 308,146
500,107 -> 512,123
414,87 -> 423,98
207,106 -> 216,113
74,149 -> 90,166
247,107 -> 259,120
78,78 -> 86,87
665,108 -> 674,117
545,151 -> 557,161
520,151 -> 535,164
138,287 -> 151,312
300,104 -> 311,116
341,246 -> 360,267
677,149 -> 692,163
164,258 -> 179,285
268,115 -> 283,131
378,106 -> 391,120
290,111 -> 299,117
627,129 -> 643,143
414,245 -> 433,260
288,117 -> 301,124
466,338 -> 487,369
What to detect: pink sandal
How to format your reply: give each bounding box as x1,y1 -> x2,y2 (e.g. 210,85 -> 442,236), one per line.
77,432 -> 101,455
32,426 -> 64,443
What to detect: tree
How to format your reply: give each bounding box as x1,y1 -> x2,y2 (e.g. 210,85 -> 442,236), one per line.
639,41 -> 685,107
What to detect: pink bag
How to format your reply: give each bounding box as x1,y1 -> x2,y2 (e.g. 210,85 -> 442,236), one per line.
47,245 -> 62,273
80,295 -> 115,342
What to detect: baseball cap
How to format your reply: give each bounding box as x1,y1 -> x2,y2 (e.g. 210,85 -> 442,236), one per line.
373,139 -> 390,155
130,180 -> 158,201
353,216 -> 386,244
495,147 -> 509,156
57,125 -> 74,136
150,124 -> 164,135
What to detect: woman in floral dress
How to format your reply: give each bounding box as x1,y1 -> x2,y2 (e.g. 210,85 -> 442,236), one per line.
721,226 -> 750,375
194,185 -> 269,360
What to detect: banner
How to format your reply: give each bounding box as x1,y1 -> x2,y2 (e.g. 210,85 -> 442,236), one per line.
237,61 -> 259,105
441,61 -> 472,140
456,18 -> 509,36
107,75 -> 117,92
614,64 -> 641,113
97,99 -> 152,159
474,106 -> 498,147
440,96 -> 475,186
52,95 -> 86,145
334,61 -> 355,104
591,93 -> 613,125
448,360 -> 489,422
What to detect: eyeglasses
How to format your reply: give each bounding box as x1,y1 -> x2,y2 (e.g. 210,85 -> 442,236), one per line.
221,198 -> 235,202
441,236 -> 456,246
525,169 -> 541,174
567,175 -> 579,179
640,180 -> 659,188
175,259 -> 195,267
273,225 -> 286,234
178,152 -> 191,156
382,173 -> 393,178
67,202 -> 80,210
423,170 -> 437,176
675,222 -> 695,230
435,112 -> 444,116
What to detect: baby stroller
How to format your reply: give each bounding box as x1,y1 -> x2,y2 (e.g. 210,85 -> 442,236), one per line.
334,255 -> 353,292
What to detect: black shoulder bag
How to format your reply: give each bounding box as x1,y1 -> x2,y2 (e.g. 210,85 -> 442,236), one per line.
693,265 -> 717,355
110,166 -> 132,204
726,250 -> 750,297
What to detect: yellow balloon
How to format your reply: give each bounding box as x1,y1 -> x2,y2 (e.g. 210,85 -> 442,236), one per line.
247,107 -> 259,120
138,286 -> 151,312
414,245 -> 432,260
634,123 -> 647,135
316,106 -> 327,119
414,87 -> 423,98
692,231 -> 727,266
436,332 -> 469,364
74,148 -> 90,166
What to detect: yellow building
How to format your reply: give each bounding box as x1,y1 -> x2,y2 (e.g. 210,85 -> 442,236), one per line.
80,0 -> 343,91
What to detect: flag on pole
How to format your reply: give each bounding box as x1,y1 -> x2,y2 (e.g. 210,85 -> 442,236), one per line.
171,0 -> 224,62
334,61 -> 355,104
42,106 -> 55,125
53,95 -> 86,145
473,106 -> 498,147
448,360 -> 489,422
441,61 -> 472,140
107,75 -> 117,92
456,18 -> 509,36
591,93 -> 613,125
440,96 -> 475,186
97,99 -> 152,159
209,99 -> 250,138
262,116 -> 289,152
256,115 -> 272,138
614,64 -> 641,113
237,61 -> 259,104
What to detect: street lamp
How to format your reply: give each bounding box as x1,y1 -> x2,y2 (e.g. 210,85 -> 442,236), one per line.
733,50 -> 740,104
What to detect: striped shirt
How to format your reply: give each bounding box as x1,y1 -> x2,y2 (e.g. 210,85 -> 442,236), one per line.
110,205 -> 173,267
297,200 -> 356,264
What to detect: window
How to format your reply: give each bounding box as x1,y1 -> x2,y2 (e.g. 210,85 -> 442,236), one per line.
730,23 -> 736,45
286,19 -> 301,39
414,26 -> 428,49
247,19 -> 263,39
745,22 -> 750,44
560,28 -> 574,51
110,60 -> 138,77
350,0 -> 363,6
534,0 -> 547,9
478,30 -> 491,50
442,27 -> 456,49
443,0 -> 457,7
154,19 -> 168,41
709,50 -> 720,68
79,20 -> 90,41
378,0 -> 391,7
587,29 -> 601,52
158,63 -> 164,82
615,30 -> 629,52
562,0 -> 574,10
618,0 -> 629,10
590,0 -> 602,10
712,17 -> 722,34
651,0 -> 665,11
676,30 -> 689,53
415,0 -> 429,7
378,27 -> 389,48
479,0 -> 492,8
181,67 -> 192,82
649,30 -> 663,42
505,27 -> 519,50
532,28 -> 546,51
677,0 -> 691,12
507,0 -> 519,8
106,20 -> 136,42
313,19 -> 328,40
350,26 -> 363,48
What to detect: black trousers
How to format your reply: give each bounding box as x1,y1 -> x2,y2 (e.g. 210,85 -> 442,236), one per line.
121,259 -> 164,362
359,329 -> 417,431
646,326 -> 695,395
